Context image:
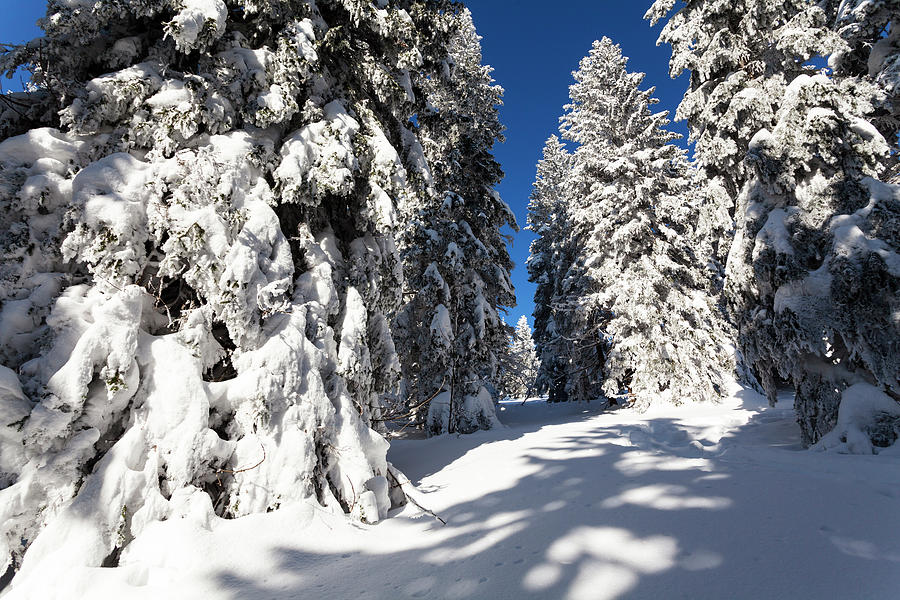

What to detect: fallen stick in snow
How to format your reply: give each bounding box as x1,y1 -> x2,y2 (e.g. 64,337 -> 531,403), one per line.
387,466 -> 447,526
345,474 -> 358,514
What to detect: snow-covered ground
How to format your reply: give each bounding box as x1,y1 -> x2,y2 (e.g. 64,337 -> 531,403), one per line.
6,386 -> 900,599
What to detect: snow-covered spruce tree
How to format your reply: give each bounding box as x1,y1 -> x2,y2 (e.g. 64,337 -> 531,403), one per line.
727,73 -> 899,446
645,0 -> 838,204
645,0 -> 899,260
527,135 -> 576,402
0,0 -> 455,588
831,0 -> 900,158
644,0 -> 843,312
558,38 -> 730,407
650,0 -> 900,445
498,316 -> 540,399
394,8 -> 514,435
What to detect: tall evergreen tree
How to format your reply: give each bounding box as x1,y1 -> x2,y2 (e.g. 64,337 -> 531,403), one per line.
646,0 -> 837,203
724,73 -> 900,445
394,7 -> 514,435
527,135 -> 575,402
556,38 -> 729,406
0,0 -> 459,586
498,316 -> 540,399
650,0 -> 900,444
646,0 -> 844,306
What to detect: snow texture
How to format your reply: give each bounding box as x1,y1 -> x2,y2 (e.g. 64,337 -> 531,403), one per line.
6,385 -> 900,599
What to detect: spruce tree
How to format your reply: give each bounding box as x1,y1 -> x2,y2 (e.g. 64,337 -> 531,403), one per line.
727,71 -> 899,445
557,38 -> 730,406
394,8 -> 514,435
0,0 -> 456,586
527,135 -> 575,402
832,0 -> 900,153
498,316 -> 540,399
646,0 -> 837,203
650,0 -> 900,444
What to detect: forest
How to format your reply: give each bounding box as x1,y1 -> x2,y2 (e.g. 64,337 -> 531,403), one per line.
0,1 -> 897,598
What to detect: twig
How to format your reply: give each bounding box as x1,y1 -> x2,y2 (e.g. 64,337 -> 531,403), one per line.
387,467 -> 446,526
94,275 -> 126,293
373,377 -> 448,423
217,439 -> 266,476
0,95 -> 29,118
346,474 -> 358,513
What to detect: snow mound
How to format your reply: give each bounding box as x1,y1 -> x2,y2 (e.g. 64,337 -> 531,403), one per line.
813,383 -> 900,455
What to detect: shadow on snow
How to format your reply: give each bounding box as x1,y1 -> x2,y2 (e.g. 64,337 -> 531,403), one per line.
207,394 -> 900,600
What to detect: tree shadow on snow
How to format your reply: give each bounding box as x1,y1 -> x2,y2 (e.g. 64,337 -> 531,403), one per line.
207,399 -> 900,600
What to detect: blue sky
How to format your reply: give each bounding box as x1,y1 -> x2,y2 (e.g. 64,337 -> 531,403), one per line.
0,4 -> 43,94
465,1 -> 688,328
1,1 -> 687,328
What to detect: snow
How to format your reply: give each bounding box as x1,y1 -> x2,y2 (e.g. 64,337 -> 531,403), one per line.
0,128 -> 82,166
1,0 -> 519,592
773,264 -> 832,316
289,19 -> 318,63
754,208 -> 794,256
7,385 -> 899,599
0,366 -> 29,487
63,153 -> 156,281
461,386 -> 502,432
145,81 -> 193,111
813,383 -> 900,455
829,178 -> 900,277
849,116 -> 884,142
166,0 -> 228,52
430,304 -> 453,344
276,100 -> 360,204
366,124 -> 407,227
0,130 -> 81,365
747,127 -> 772,152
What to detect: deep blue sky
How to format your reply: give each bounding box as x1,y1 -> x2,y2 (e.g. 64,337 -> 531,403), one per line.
466,1 -> 687,328
0,4 -> 43,94
1,1 -> 687,328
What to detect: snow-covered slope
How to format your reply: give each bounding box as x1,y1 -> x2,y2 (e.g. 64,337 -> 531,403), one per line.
5,386 -> 899,599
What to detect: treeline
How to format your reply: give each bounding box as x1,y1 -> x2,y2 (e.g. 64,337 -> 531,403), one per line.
528,1 -> 899,447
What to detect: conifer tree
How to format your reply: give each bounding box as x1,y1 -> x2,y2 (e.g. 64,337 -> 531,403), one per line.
498,316 -> 540,399
650,0 -> 900,444
725,71 -> 900,445
831,0 -> 900,153
527,135 -> 575,402
394,8 -> 514,435
556,38 -> 729,406
0,0 -> 458,586
646,0 -> 837,202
